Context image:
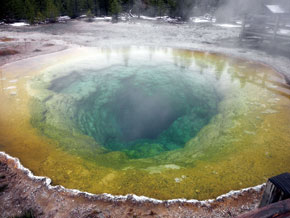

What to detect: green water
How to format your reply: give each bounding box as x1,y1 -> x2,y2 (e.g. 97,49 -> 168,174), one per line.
45,64 -> 219,158
29,50 -> 222,160
14,47 -> 289,200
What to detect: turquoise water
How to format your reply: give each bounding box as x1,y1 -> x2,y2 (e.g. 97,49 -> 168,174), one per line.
2,47 -> 290,200
44,62 -> 220,158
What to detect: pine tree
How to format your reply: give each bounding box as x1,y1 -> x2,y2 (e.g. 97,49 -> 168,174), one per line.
67,0 -> 80,18
99,0 -> 110,16
157,0 -> 165,17
167,0 -> 177,17
110,0 -> 121,22
86,9 -> 94,21
46,0 -> 60,22
24,0 -> 36,24
0,0 -> 240,23
55,0 -> 65,15
35,11 -> 45,23
93,0 -> 100,15
35,0 -> 47,12
83,0 -> 95,12
12,0 -> 26,20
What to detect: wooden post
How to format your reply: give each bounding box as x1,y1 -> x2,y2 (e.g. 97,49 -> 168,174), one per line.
259,173 -> 290,208
239,199 -> 290,218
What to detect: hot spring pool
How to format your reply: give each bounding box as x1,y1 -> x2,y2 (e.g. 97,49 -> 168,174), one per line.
0,47 -> 290,200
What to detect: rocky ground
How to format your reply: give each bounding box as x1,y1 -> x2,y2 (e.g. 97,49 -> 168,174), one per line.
1,19 -> 289,79
0,152 -> 264,218
0,19 -> 289,217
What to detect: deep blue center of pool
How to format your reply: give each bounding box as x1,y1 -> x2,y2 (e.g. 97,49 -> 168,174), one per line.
47,64 -> 220,158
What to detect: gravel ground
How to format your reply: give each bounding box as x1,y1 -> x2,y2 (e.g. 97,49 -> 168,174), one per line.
1,19 -> 289,79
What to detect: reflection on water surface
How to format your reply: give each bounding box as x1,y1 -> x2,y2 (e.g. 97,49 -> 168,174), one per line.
0,47 -> 290,200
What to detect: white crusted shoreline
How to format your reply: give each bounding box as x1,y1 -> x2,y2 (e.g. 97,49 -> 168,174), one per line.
2,20 -> 287,216
0,151 -> 265,205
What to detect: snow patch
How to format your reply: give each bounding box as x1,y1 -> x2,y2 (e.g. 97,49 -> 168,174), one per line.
94,17 -> 112,21
191,17 -> 212,23
10,22 -> 29,27
137,16 -> 180,23
140,16 -> 158,21
214,23 -> 241,28
190,15 -> 215,23
58,16 -> 71,22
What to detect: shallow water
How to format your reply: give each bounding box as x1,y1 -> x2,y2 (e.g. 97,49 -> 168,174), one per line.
1,47 -> 290,200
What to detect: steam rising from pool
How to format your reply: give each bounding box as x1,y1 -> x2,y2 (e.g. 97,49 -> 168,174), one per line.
1,47 -> 290,200
46,63 -> 219,158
